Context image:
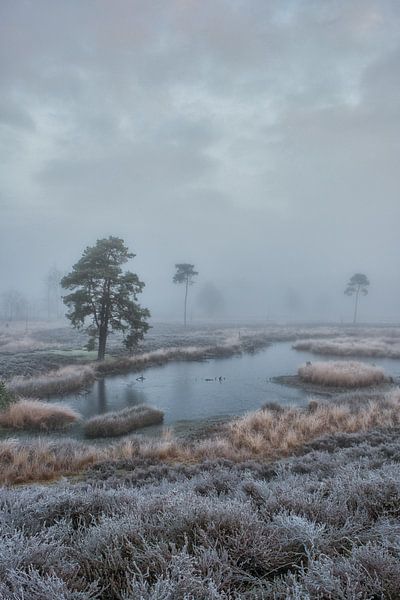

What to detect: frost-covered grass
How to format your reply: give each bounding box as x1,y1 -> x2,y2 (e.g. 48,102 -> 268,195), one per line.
84,405 -> 164,438
2,390 -> 400,485
0,399 -> 80,431
8,365 -> 96,397
4,335 -> 268,398
294,336 -> 400,358
298,360 -> 387,388
0,335 -> 57,354
224,391 -> 400,458
1,428 -> 400,598
0,438 -> 101,485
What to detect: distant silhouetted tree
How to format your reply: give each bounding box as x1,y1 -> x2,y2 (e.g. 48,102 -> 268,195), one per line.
1,290 -> 28,322
283,287 -> 305,317
61,237 -> 150,360
196,282 -> 224,318
45,266 -> 64,320
345,273 -> 370,324
173,263 -> 198,327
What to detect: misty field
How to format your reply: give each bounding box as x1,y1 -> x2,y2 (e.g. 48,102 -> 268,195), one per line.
0,320 -> 370,380
294,336 -> 400,359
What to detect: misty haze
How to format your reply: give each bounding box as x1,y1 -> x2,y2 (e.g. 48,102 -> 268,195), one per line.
1,2 -> 400,598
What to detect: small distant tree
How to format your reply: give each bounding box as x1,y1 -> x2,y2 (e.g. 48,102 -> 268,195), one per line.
61,237 -> 150,360
45,266 -> 64,320
345,273 -> 370,324
196,282 -> 225,318
173,263 -> 198,327
1,290 -> 28,322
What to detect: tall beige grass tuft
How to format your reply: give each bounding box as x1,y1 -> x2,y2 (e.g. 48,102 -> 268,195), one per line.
225,391 -> 400,459
298,360 -> 386,388
0,438 -> 101,485
8,365 -> 96,397
2,389 -> 400,485
84,405 -> 164,438
0,399 -> 80,430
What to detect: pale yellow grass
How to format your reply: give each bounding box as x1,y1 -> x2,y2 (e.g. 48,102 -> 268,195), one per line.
298,361 -> 386,388
0,438 -> 102,485
0,399 -> 80,430
84,405 -> 164,438
2,390 -> 400,485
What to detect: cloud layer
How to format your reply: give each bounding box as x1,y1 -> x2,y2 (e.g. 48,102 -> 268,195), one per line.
1,0 -> 399,320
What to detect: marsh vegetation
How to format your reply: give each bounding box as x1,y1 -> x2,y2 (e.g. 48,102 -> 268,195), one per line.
1,322 -> 400,599
83,405 -> 164,438
0,399 -> 80,431
1,424 -> 400,598
298,360 -> 387,388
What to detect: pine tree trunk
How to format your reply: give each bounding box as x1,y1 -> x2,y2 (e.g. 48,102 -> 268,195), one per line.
184,277 -> 189,327
97,329 -> 107,360
98,280 -> 111,360
353,287 -> 360,324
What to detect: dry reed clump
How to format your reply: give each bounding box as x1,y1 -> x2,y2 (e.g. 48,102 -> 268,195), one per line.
0,399 -> 80,431
83,405 -> 164,438
0,438 -> 102,485
298,360 -> 387,388
8,365 -> 96,397
293,337 -> 400,359
2,390 -> 400,485
224,391 -> 400,460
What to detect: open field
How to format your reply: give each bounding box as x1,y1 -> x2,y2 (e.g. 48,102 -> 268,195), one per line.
3,320 -> 394,379
294,336 -> 400,359
298,360 -> 387,388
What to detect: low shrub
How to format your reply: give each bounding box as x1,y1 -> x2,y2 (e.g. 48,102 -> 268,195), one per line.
83,405 -> 164,438
298,360 -> 386,388
0,399 -> 80,431
2,430 -> 400,598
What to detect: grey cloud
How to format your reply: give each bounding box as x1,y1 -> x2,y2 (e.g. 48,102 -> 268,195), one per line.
0,0 -> 400,321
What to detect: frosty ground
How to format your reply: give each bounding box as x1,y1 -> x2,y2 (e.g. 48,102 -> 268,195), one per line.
1,321 -> 400,598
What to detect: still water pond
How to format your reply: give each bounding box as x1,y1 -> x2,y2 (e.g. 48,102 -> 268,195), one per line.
54,342 -> 400,438
10,342 -> 400,440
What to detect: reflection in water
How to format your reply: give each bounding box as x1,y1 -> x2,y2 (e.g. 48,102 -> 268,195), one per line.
97,379 -> 107,413
124,383 -> 147,407
171,368 -> 194,416
40,341 -> 400,440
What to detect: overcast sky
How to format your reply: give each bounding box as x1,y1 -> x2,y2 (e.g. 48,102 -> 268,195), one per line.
1,0 -> 399,322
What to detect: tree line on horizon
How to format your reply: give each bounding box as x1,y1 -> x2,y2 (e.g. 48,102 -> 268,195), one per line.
0,235 -> 372,358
